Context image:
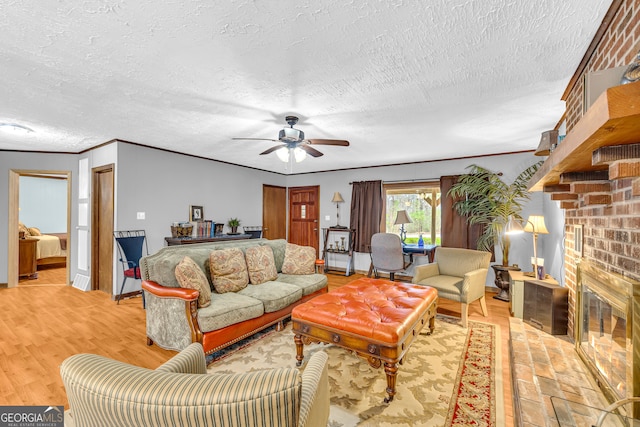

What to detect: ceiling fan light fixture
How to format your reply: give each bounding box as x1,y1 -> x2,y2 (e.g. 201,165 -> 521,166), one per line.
276,147 -> 289,162
279,127 -> 304,141
276,146 -> 307,163
0,123 -> 34,134
293,147 -> 306,162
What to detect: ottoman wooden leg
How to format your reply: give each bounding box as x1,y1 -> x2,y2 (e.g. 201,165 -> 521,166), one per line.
383,362 -> 398,403
294,334 -> 305,367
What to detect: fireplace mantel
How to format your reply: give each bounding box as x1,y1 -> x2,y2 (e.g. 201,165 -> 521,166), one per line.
529,80 -> 640,192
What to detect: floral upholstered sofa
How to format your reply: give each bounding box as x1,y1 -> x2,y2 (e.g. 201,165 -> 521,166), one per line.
140,238 -> 327,357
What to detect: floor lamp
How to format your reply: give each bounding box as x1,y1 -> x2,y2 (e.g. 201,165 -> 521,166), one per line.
505,215 -> 549,279
394,210 -> 412,243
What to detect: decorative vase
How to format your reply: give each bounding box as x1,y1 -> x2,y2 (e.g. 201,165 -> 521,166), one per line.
418,234 -> 424,247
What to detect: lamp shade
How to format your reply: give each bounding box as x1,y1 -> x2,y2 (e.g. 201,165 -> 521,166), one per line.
331,192 -> 344,203
523,215 -> 549,234
394,210 -> 413,225
535,130 -> 559,156
504,216 -> 524,235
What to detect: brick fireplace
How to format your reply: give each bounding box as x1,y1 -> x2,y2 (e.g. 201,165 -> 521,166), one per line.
530,0 -> 640,338
524,0 -> 640,412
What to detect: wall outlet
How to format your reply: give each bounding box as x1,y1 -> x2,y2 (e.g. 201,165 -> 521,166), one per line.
136,212 -> 145,220
325,215 -> 331,221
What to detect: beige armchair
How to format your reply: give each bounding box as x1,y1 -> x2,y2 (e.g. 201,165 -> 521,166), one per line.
61,343 -> 329,427
412,246 -> 492,327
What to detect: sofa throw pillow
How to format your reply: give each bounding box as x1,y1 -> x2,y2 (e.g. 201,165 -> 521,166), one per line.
175,256 -> 212,308
281,243 -> 316,275
245,245 -> 278,285
209,248 -> 249,293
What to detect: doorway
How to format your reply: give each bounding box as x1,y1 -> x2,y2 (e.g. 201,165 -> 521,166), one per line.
7,169 -> 71,288
91,164 -> 114,295
262,184 -> 287,240
288,186 -> 320,256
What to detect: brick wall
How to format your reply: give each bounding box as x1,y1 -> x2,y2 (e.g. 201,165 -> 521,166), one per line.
561,0 -> 640,336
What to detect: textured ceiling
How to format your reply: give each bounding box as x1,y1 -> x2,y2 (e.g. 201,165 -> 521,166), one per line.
0,1 -> 613,174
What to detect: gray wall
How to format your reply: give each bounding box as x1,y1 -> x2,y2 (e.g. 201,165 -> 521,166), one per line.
113,142 -> 287,295
286,151 -> 561,286
1,145 -> 563,292
0,152 -> 77,283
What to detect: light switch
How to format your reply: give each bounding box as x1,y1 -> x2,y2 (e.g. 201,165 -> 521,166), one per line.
137,212 -> 145,220
325,215 -> 331,221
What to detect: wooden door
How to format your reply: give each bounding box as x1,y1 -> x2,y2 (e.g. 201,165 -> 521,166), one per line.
288,186 -> 320,255
262,184 -> 287,240
91,165 -> 114,295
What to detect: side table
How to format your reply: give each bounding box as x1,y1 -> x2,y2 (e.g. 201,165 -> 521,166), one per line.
508,270 -> 558,319
19,238 -> 38,279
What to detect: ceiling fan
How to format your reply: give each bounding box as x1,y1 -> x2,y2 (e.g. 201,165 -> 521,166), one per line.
232,116 -> 349,161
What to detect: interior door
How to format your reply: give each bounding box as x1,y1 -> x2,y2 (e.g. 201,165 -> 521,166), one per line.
262,184 -> 287,240
91,164 -> 114,295
288,186 -> 320,256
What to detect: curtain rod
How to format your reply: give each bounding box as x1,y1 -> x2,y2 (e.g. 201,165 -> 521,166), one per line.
349,171 -> 502,185
349,178 -> 440,184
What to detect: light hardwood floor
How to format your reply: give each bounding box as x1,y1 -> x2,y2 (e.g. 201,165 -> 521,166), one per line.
4,268 -> 514,426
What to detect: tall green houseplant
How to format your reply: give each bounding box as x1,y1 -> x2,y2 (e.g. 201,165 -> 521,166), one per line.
448,162 -> 542,266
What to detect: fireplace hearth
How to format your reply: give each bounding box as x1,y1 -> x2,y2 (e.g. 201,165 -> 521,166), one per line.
576,260 -> 640,418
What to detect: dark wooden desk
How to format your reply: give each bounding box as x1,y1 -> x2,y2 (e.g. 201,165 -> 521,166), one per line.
165,234 -> 253,246
402,244 -> 437,263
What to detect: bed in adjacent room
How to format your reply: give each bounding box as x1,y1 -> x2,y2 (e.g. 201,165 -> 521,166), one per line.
19,223 -> 67,267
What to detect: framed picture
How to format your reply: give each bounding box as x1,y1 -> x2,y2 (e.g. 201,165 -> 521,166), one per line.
190,205 -> 203,221
574,224 -> 584,257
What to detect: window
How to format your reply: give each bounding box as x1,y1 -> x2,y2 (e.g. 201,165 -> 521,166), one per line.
383,182 -> 441,245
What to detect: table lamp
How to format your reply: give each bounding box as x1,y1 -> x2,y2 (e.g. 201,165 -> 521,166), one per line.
505,215 -> 549,279
394,210 -> 413,243
331,192 -> 347,228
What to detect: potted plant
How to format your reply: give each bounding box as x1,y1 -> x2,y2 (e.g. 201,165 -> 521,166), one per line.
227,218 -> 241,234
447,162 -> 541,266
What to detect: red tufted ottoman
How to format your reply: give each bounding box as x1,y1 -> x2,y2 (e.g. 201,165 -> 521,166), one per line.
291,277 -> 437,403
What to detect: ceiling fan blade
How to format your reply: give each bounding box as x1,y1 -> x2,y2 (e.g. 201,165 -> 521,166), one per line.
307,139 -> 350,146
299,144 -> 324,157
260,144 -> 286,155
232,137 -> 280,142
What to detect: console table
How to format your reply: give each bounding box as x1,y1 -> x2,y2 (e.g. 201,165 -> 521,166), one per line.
165,234 -> 253,246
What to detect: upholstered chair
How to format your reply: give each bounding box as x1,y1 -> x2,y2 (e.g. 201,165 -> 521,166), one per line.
60,343 -> 329,427
412,246 -> 492,327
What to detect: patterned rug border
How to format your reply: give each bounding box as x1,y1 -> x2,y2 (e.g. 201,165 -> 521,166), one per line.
445,320 -> 504,427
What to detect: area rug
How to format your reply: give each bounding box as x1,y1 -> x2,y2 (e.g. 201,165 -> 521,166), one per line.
207,316 -> 503,426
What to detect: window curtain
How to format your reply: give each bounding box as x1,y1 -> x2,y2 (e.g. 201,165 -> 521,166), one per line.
349,180 -> 383,253
440,175 -> 485,251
